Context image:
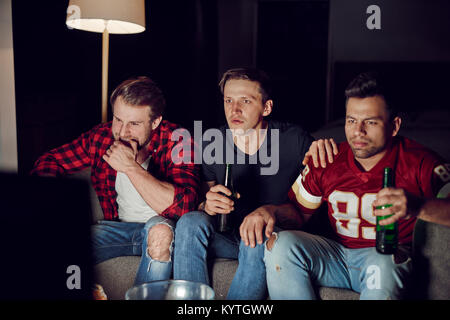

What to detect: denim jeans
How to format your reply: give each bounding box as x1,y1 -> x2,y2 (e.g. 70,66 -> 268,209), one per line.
173,211 -> 268,300
264,230 -> 412,300
91,215 -> 175,286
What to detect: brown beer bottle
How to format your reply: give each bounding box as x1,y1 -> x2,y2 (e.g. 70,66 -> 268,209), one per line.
217,164 -> 237,233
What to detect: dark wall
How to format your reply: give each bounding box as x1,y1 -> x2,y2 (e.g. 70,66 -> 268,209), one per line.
257,0 -> 329,133
12,0 -> 450,174
327,0 -> 450,121
217,0 -> 330,133
329,0 -> 450,62
217,0 -> 258,75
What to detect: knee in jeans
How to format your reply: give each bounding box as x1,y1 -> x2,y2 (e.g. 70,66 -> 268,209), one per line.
176,211 -> 210,235
175,212 -> 195,229
265,231 -> 299,253
147,224 -> 173,262
266,233 -> 278,251
265,231 -> 310,267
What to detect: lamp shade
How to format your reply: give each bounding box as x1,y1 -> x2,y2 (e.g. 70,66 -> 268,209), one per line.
66,0 -> 145,34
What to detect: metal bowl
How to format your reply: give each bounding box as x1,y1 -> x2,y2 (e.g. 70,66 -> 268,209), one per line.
125,280 -> 215,300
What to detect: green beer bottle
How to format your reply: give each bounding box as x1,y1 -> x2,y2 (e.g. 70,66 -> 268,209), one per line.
217,164 -> 238,233
375,167 -> 398,254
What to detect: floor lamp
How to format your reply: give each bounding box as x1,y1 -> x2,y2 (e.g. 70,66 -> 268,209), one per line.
66,0 -> 146,123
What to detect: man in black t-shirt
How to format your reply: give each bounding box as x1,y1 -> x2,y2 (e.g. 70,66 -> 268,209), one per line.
201,121 -> 313,229
173,68 -> 315,299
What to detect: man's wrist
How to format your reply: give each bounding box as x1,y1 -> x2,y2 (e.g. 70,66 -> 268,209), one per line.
260,204 -> 276,215
124,161 -> 144,176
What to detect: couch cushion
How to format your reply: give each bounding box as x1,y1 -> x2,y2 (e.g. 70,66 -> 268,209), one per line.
211,259 -> 238,299
412,219 -> 450,299
318,287 -> 359,300
94,256 -> 140,300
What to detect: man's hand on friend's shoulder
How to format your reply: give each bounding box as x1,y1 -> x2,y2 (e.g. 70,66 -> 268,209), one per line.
302,138 -> 339,168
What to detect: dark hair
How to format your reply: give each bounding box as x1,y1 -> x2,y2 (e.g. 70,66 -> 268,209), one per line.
218,68 -> 272,104
110,76 -> 165,120
345,72 -> 397,120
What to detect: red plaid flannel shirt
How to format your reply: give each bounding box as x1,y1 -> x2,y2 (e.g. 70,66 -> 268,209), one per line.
31,120 -> 200,221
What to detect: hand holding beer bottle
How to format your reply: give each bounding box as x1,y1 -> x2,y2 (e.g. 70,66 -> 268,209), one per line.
375,167 -> 398,254
203,164 -> 240,233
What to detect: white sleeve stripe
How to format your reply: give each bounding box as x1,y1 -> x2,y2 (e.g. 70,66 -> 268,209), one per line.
297,175 -> 322,204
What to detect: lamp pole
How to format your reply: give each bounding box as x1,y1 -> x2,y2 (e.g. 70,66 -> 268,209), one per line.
66,0 -> 146,123
101,22 -> 109,123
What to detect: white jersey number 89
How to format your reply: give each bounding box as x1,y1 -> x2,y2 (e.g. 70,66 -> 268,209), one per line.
328,191 -> 377,239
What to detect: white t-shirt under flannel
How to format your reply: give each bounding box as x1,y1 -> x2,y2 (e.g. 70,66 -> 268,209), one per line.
116,156 -> 158,223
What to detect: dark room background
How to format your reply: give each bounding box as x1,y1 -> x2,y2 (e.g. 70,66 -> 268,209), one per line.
11,0 -> 450,174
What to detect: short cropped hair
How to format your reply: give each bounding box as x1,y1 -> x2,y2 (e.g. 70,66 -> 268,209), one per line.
345,72 -> 397,120
110,76 -> 165,120
219,68 -> 272,104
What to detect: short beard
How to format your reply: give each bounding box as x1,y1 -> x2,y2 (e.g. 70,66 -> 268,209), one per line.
350,144 -> 384,159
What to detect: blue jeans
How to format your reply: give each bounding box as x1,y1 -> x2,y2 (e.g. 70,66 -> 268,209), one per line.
91,215 -> 175,285
264,230 -> 412,300
173,211 -> 268,300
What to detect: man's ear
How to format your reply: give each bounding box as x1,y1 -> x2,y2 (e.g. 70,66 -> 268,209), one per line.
391,116 -> 402,137
263,100 -> 273,117
152,116 -> 163,130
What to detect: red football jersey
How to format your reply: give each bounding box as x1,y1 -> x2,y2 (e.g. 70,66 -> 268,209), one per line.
289,136 -> 450,248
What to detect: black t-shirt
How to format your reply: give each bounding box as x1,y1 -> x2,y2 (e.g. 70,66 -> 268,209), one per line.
202,120 -> 314,226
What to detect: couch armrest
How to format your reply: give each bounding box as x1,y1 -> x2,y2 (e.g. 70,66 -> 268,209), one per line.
412,219 -> 450,299
69,168 -> 104,223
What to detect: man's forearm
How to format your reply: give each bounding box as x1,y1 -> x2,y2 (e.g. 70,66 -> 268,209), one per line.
417,198 -> 450,227
268,203 -> 310,230
125,164 -> 175,214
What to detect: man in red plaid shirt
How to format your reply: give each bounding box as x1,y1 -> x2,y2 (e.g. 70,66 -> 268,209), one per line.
32,76 -> 200,285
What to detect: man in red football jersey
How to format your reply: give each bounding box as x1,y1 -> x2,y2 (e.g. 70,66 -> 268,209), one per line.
32,76 -> 200,286
264,72 -> 450,299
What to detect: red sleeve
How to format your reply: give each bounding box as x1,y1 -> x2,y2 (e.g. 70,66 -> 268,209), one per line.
289,163 -> 324,214
420,157 -> 450,199
30,128 -> 95,176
